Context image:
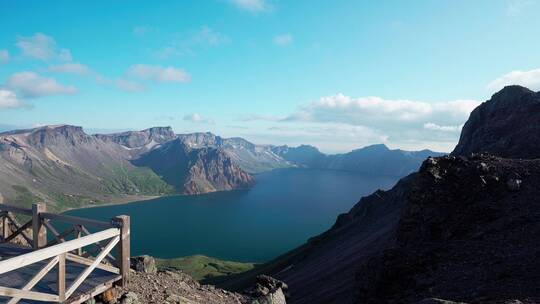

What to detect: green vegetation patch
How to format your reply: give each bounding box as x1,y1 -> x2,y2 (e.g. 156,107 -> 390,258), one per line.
103,165 -> 175,195
156,255 -> 255,282
11,185 -> 42,209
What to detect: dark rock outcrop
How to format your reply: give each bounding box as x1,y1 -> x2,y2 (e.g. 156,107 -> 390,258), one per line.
453,86 -> 540,158
355,155 -> 540,303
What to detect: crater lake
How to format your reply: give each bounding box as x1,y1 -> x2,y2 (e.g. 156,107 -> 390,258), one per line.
66,168 -> 398,263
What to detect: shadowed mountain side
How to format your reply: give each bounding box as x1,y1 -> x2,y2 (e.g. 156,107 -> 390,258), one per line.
356,155 -> 540,303
453,85 -> 540,158
216,174 -> 415,304
272,144 -> 444,177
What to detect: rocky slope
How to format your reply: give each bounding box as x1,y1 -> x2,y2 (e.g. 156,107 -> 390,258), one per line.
178,132 -> 291,173
133,138 -> 254,194
355,154 -> 540,303
0,125 -> 253,209
235,86 -> 540,304
453,85 -> 540,158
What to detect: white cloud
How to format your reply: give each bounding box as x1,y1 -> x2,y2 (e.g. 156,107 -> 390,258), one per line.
507,0 -> 536,16
243,94 -> 480,152
183,113 -> 215,124
487,67 -> 540,92
6,72 -> 77,98
127,64 -> 191,83
230,0 -> 269,12
0,50 -> 9,63
274,34 -> 293,46
49,63 -> 90,75
281,94 -> 479,127
0,90 -> 26,109
16,33 -> 72,61
423,122 -> 462,132
115,79 -> 145,92
156,26 -> 229,58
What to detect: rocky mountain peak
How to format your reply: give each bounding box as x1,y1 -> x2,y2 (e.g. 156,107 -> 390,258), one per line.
452,85 -> 540,159
26,124 -> 92,147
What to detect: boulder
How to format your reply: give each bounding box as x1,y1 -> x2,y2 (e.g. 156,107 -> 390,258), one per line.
130,255 -> 157,274
245,275 -> 288,304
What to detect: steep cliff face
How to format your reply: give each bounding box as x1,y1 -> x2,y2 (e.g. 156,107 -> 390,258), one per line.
133,139 -> 254,195
250,86 -> 540,304
0,125 -> 171,210
179,132 -> 290,173
453,85 -> 540,158
356,155 -> 540,303
0,126 -> 254,210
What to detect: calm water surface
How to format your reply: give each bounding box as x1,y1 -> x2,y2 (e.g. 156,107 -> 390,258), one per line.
66,168 -> 398,262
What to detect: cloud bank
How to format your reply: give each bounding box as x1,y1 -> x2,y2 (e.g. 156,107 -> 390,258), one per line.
16,33 -> 72,61
488,67 -> 540,92
128,64 -> 191,83
6,72 -> 77,98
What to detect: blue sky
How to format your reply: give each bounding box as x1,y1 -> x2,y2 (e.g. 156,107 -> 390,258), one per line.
1,0 -> 539,153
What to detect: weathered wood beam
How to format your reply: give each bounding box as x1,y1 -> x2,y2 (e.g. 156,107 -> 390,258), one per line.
113,215 -> 130,287
0,204 -> 33,216
65,236 -> 119,299
0,287 -> 59,302
32,203 -> 47,249
4,219 -> 32,243
40,212 -> 113,229
66,253 -> 120,274
0,228 -> 120,275
7,256 -> 60,304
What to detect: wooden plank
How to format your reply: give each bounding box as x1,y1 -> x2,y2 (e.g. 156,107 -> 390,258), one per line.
66,253 -> 120,274
65,236 -> 119,299
0,228 -> 120,275
7,256 -> 59,304
80,225 -> 116,261
58,253 -> 66,302
66,275 -> 121,304
32,203 -> 47,249
2,213 -> 10,240
0,204 -> 33,216
0,286 -> 59,302
40,212 -> 113,229
113,215 -> 130,287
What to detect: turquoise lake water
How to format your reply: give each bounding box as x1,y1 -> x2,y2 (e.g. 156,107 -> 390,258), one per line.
66,168 -> 398,263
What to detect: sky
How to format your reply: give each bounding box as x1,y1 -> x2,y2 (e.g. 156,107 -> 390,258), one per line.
1,0 -> 540,153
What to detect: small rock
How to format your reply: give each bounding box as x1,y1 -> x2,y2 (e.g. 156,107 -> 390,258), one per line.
119,292 -> 139,304
478,162 -> 489,173
506,178 -> 522,192
130,255 -> 157,273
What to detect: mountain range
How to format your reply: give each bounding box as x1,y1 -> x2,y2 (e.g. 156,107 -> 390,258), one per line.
227,86 -> 540,304
0,125 -> 442,211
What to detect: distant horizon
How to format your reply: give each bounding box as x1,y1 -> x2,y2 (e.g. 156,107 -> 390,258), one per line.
1,1 -> 540,153
0,122 -> 449,154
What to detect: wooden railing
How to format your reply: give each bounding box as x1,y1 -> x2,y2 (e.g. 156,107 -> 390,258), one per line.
0,203 -> 130,303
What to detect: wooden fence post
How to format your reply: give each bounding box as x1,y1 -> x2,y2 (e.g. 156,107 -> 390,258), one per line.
58,253 -> 66,302
113,215 -> 130,287
32,203 -> 47,249
2,215 -> 10,240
